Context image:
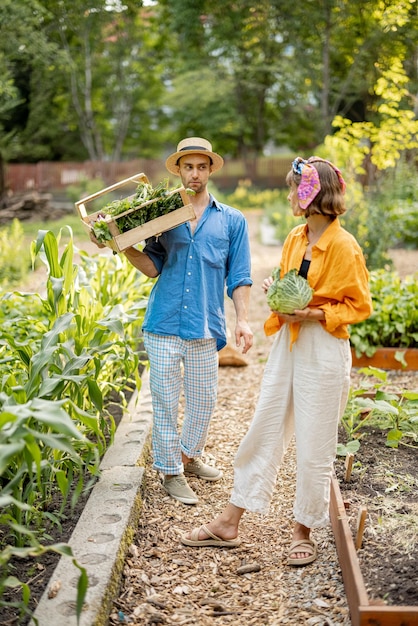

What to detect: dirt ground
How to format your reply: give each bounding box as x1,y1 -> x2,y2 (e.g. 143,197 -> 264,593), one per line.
335,426 -> 418,607
1,211 -> 417,626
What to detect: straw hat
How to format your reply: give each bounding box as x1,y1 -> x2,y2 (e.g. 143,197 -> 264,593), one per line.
165,137 -> 224,175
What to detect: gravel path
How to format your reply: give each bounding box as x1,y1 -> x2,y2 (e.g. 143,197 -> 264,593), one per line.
108,211 -> 354,626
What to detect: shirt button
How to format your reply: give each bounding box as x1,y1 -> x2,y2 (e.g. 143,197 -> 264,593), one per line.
188,272 -> 191,276
184,305 -> 187,309
186,289 -> 190,293
189,255 -> 192,259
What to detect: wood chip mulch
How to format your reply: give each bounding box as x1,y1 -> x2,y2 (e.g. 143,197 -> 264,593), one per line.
109,211 -> 379,626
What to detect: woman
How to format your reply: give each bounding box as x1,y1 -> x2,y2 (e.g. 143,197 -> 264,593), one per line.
180,156 -> 372,565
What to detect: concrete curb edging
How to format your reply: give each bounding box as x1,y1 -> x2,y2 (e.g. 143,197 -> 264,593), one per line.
30,369 -> 153,626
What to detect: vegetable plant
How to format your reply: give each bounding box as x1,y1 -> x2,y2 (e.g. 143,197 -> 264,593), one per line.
266,268 -> 314,313
338,367 -> 418,456
0,226 -> 153,622
91,179 -> 195,244
349,269 -> 418,358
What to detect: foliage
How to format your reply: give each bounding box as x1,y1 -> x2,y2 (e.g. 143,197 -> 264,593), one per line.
340,187 -> 397,270
349,269 -> 418,357
2,0 -> 417,167
324,59 -> 418,186
0,219 -> 32,287
217,179 -> 288,211
0,541 -> 87,625
18,213 -> 88,241
0,226 -> 153,620
65,175 -> 107,205
337,367 -> 418,455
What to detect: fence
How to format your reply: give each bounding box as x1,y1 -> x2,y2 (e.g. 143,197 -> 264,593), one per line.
5,156 -> 292,195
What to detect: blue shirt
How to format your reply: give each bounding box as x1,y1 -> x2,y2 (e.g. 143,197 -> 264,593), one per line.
142,195 -> 252,350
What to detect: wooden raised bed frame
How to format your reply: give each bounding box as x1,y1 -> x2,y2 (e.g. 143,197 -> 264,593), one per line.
351,347 -> 418,371
330,473 -> 418,626
75,172 -> 195,253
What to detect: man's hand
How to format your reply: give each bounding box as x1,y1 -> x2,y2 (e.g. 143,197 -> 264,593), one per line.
235,321 -> 253,354
89,231 -> 107,249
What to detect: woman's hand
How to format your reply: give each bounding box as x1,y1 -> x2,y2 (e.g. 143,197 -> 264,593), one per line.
273,307 -> 325,323
262,276 -> 274,293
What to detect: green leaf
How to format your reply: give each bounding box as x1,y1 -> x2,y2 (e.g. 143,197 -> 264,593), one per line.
336,439 -> 361,456
0,442 -> 26,475
394,350 -> 407,367
358,366 -> 387,381
73,560 -> 88,624
87,378 -> 103,412
386,428 -> 403,447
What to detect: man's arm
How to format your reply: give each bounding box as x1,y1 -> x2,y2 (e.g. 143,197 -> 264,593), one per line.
123,246 -> 159,278
232,285 -> 253,354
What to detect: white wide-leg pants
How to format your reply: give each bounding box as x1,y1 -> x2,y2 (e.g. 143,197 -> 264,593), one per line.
230,321 -> 351,528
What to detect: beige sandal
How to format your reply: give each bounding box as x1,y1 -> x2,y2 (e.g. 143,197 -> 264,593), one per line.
181,524 -> 241,548
287,538 -> 317,566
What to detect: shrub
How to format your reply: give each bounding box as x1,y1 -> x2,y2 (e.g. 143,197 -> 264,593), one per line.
350,269 -> 418,356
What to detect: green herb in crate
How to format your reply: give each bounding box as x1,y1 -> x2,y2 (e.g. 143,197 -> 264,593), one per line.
92,179 -> 195,243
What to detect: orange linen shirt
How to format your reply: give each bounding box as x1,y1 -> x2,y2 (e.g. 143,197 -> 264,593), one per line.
264,219 -> 373,348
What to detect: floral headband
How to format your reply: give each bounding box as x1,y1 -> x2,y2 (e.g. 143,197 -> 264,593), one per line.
292,156 -> 346,210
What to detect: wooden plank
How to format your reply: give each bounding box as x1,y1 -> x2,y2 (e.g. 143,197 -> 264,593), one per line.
330,474 -> 418,626
344,452 -> 354,481
351,347 -> 418,371
112,203 -> 195,251
359,605 -> 418,625
330,473 -> 368,626
355,506 -> 367,550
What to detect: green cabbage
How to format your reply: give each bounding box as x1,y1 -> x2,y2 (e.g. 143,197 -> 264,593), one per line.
266,268 -> 314,313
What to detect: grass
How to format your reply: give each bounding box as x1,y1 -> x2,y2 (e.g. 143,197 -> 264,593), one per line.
0,214 -> 95,289
19,213 -> 88,242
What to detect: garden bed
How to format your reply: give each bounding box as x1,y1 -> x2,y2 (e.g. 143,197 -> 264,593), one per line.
333,424 -> 418,625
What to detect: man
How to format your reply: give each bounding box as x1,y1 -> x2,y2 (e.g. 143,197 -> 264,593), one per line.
95,137 -> 253,504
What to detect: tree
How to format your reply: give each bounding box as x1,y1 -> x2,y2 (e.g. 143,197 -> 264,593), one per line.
0,0 -> 60,198
158,0 -> 285,158
325,60 -> 418,185
38,0 -> 167,161
1,0 -> 417,173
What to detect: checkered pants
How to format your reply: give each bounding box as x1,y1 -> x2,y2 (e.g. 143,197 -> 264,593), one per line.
143,331 -> 218,475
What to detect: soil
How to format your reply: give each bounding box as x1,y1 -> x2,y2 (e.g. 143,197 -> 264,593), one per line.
335,424 -> 418,607
1,210 -> 417,626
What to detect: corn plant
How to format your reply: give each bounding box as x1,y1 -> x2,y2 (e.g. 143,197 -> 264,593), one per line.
0,226 -> 153,622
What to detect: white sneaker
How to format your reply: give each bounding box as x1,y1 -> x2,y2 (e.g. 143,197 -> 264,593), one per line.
184,458 -> 223,481
162,474 -> 199,505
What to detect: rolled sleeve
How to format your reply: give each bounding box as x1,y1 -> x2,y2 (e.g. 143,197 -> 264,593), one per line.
226,216 -> 253,298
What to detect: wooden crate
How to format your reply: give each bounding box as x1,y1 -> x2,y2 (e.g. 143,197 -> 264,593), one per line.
75,172 -> 195,252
